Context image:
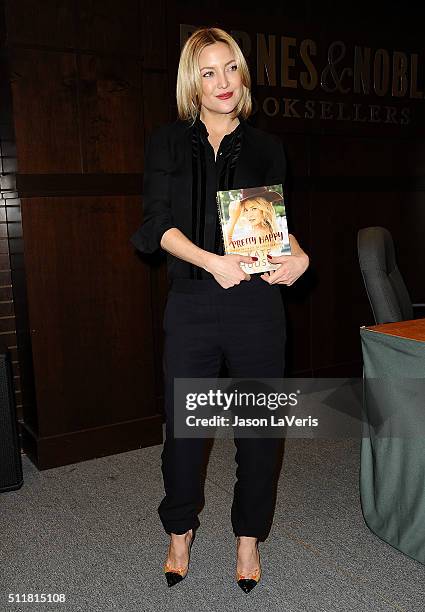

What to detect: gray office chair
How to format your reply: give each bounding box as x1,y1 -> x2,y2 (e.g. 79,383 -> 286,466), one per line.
357,226 -> 424,324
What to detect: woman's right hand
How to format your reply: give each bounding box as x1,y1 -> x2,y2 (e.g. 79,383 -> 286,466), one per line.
203,253 -> 256,289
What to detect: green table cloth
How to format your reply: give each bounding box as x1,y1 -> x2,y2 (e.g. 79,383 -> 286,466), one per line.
360,326 -> 425,565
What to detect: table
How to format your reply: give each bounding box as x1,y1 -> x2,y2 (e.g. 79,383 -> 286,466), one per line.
360,319 -> 425,565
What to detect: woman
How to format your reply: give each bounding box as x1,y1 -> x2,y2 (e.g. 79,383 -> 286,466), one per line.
241,197 -> 279,237
226,188 -> 281,245
130,27 -> 309,592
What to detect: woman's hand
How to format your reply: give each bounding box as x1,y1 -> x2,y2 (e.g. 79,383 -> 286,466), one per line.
204,253 -> 256,289
159,227 -> 257,288
260,234 -> 309,286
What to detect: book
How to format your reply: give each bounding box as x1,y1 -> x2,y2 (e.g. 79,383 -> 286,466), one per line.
216,184 -> 291,274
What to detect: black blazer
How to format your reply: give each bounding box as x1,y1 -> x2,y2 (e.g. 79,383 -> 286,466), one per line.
130,116 -> 287,280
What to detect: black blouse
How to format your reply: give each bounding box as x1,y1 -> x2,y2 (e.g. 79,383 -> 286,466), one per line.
130,115 -> 287,280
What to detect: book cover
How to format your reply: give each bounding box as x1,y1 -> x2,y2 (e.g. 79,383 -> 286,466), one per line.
216,184 -> 291,274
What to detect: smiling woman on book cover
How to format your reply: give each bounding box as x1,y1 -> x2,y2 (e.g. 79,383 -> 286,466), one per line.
130,26 -> 309,592
228,189 -> 280,241
221,184 -> 291,273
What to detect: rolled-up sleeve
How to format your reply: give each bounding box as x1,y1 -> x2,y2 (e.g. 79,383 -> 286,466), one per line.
130,126 -> 175,254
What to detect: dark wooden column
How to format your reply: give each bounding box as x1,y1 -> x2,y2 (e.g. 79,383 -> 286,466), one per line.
1,0 -> 167,468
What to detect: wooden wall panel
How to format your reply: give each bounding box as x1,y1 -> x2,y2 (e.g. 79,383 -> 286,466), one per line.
312,136 -> 425,177
141,0 -> 167,69
142,72 -> 170,136
21,195 -> 156,436
397,191 -> 425,304
1,0 -> 166,467
10,49 -> 80,173
76,0 -> 140,55
310,190 -> 402,372
4,0 -> 76,47
79,54 -> 143,172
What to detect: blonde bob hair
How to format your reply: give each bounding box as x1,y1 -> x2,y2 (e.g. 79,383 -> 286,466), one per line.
176,27 -> 252,123
242,197 -> 280,234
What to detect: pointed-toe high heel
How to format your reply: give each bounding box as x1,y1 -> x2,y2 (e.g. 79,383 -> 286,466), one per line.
163,528 -> 196,587
236,537 -> 261,594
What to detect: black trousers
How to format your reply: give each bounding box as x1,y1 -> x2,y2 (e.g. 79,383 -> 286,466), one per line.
158,275 -> 286,539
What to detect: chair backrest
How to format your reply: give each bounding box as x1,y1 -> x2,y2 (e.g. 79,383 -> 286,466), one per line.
357,226 -> 413,324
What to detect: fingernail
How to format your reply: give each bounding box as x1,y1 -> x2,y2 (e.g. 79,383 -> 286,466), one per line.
267,254 -> 272,259
251,256 -> 258,261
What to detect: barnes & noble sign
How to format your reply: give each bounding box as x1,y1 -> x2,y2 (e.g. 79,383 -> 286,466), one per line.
181,24 -> 425,126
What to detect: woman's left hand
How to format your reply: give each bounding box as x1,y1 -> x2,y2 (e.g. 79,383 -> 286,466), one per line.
260,234 -> 309,286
